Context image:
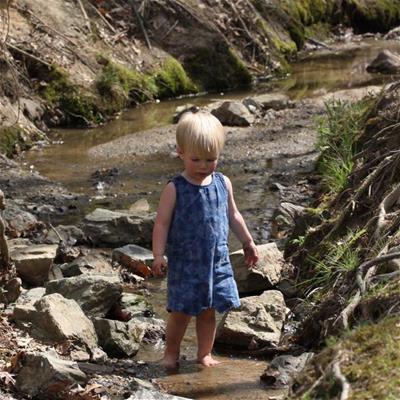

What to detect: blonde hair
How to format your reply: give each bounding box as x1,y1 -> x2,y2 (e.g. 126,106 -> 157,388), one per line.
176,110 -> 225,157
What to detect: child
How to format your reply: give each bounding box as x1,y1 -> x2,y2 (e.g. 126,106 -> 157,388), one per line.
152,109 -> 258,368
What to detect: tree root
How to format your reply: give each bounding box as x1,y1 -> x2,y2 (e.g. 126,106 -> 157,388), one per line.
356,251 -> 400,293
373,183 -> 400,239
324,155 -> 393,242
332,358 -> 351,400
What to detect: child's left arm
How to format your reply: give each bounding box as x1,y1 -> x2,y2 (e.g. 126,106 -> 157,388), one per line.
224,176 -> 259,267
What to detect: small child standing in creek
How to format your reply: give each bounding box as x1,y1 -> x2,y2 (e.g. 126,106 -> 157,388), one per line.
152,109 -> 258,368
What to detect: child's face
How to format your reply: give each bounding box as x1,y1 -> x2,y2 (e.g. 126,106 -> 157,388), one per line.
178,149 -> 218,182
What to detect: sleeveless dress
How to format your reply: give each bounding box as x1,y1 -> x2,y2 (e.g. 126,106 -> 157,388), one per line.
166,172 -> 240,316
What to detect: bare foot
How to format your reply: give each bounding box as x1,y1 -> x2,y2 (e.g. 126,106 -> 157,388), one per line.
162,354 -> 179,370
197,354 -> 221,367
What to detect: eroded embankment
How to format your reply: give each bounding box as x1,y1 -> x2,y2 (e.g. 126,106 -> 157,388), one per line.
284,82 -> 400,399
2,0 -> 400,156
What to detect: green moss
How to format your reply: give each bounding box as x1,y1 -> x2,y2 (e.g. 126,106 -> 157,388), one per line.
342,317 -> 400,399
293,317 -> 400,399
41,67 -> 103,125
184,45 -> 252,91
153,56 -> 198,99
344,0 -> 400,33
257,18 -> 297,62
96,58 -> 157,112
0,126 -> 31,157
96,56 -> 198,112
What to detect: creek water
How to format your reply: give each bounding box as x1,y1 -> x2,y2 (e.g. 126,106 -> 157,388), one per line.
23,39 -> 400,399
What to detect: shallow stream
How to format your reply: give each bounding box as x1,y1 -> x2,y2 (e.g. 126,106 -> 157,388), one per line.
24,39 -> 400,399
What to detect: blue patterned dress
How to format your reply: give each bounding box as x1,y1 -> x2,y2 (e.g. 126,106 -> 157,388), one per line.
166,172 -> 240,316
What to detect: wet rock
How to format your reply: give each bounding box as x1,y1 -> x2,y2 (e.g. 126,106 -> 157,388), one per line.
384,26 -> 400,40
230,243 -> 284,294
215,290 -> 287,350
13,293 -> 105,361
42,225 -> 86,246
15,350 -> 87,398
60,253 -> 113,277
112,244 -> 153,277
251,93 -> 293,110
129,316 -> 166,344
211,101 -> 255,126
366,50 -> 400,74
242,97 -> 263,114
93,318 -> 141,358
173,104 -> 195,123
3,201 -> 43,238
10,244 -> 58,286
81,208 -> 154,247
260,353 -> 314,388
118,292 -> 154,318
45,274 -> 122,318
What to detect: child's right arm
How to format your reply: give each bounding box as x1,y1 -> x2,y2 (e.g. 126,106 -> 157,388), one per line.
152,182 -> 176,277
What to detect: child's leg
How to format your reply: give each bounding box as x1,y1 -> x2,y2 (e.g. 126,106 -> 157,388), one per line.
163,311 -> 191,368
196,308 -> 221,366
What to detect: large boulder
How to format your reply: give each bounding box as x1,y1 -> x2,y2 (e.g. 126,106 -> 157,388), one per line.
215,290 -> 287,350
45,274 -> 122,317
211,101 -> 255,126
92,318 -> 141,358
13,293 -> 105,361
15,350 -> 87,398
366,50 -> 400,74
10,244 -> 58,286
230,243 -> 284,294
81,208 -> 154,247
3,201 -> 43,238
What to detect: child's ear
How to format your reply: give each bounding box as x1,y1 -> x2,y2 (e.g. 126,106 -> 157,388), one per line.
176,146 -> 184,159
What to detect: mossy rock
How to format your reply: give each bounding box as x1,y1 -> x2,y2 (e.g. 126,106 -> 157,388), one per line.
41,67 -> 104,126
96,56 -> 198,111
184,44 -> 252,91
342,0 -> 400,33
0,125 -> 32,157
153,56 -> 198,99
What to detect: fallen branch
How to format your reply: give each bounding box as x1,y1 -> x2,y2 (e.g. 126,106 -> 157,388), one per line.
373,183 -> 400,240
76,0 -> 92,35
128,0 -> 151,49
6,42 -> 52,67
88,3 -> 117,33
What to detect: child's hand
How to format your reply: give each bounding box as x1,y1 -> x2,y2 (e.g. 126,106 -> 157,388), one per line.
152,255 -> 167,277
243,241 -> 259,268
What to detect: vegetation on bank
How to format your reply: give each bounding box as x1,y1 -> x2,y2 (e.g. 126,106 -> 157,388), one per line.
287,84 -> 400,398
315,98 -> 373,196
0,126 -> 32,158
291,317 -> 400,399
37,56 -> 198,127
